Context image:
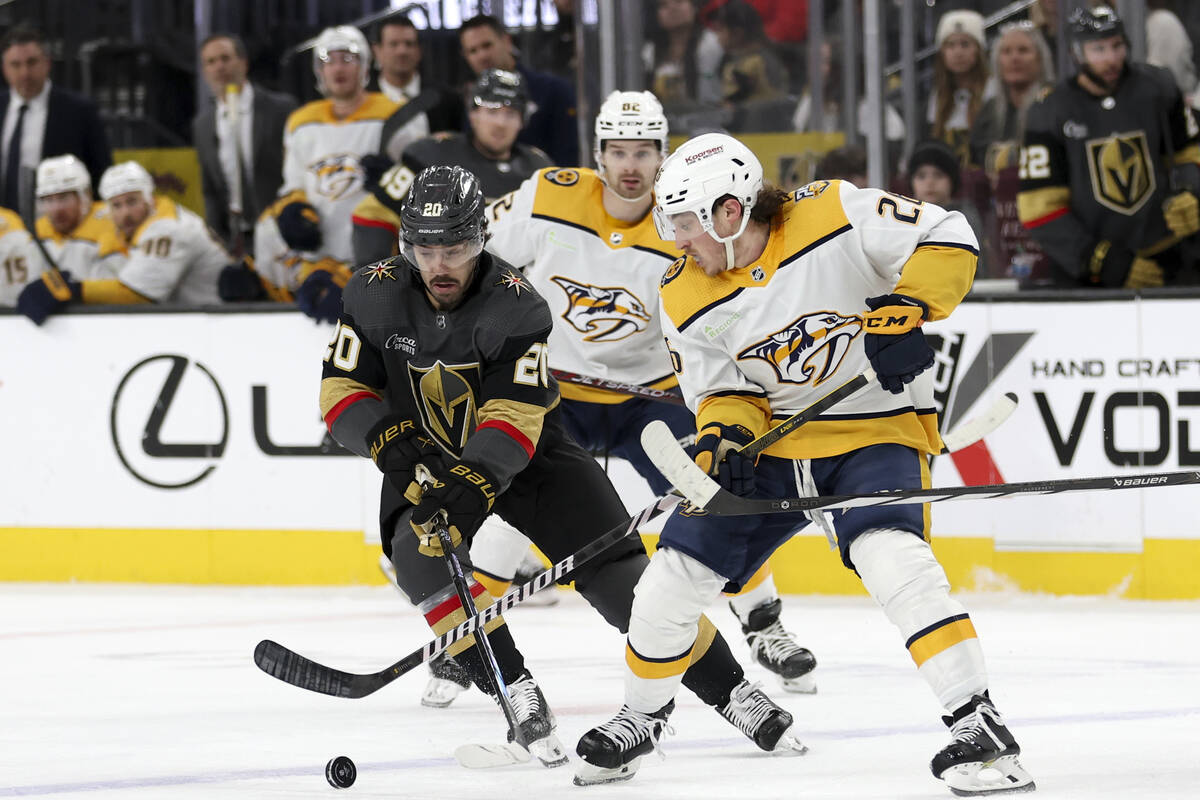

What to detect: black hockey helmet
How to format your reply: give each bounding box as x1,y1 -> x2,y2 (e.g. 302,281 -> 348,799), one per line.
470,68 -> 529,117
1068,6 -> 1126,44
400,165 -> 486,249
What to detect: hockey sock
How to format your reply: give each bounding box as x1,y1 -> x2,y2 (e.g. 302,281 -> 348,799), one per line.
850,529 -> 988,710
680,619 -> 744,708
724,561 -> 779,623
422,581 -> 525,693
452,626 -> 527,694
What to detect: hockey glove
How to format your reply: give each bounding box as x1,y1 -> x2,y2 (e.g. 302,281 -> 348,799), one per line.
360,154 -> 393,189
217,262 -> 266,302
276,200 -> 323,252
1087,241 -> 1164,288
694,422 -> 757,496
409,461 -> 498,557
17,270 -> 81,325
295,270 -> 343,323
862,293 -> 933,394
366,416 -> 442,497
1163,191 -> 1200,239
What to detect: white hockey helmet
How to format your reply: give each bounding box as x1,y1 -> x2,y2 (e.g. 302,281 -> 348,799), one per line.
36,154 -> 91,203
594,90 -> 669,157
312,25 -> 371,94
98,161 -> 155,206
652,132 -> 763,269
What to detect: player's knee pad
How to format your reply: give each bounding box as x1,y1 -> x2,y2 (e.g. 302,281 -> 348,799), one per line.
468,515 -> 531,583
851,529 -> 987,707
572,549 -> 648,633
628,547 -> 728,658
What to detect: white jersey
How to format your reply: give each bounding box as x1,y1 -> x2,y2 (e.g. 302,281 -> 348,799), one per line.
118,197 -> 230,304
0,208 -> 49,307
36,202 -> 126,281
659,180 -> 978,459
485,168 -> 682,404
276,93 -> 402,264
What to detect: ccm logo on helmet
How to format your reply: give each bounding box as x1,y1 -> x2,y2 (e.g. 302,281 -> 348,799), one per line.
684,146 -> 724,165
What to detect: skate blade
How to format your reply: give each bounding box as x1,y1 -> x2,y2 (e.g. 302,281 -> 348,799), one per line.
421,678 -> 470,709
779,672 -> 817,694
573,756 -> 643,786
454,742 -> 533,769
943,754 -> 1036,796
528,734 -> 570,768
770,729 -> 810,757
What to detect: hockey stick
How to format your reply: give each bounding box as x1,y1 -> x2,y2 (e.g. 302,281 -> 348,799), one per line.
642,421 -> 1200,516
252,495 -> 679,699
430,519 -> 535,769
551,368 -> 686,406
937,392 -> 1018,454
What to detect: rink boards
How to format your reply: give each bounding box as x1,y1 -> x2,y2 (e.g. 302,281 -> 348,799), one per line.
2,298 -> 1198,598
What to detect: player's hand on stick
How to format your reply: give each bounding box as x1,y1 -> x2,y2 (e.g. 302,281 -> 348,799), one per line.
1163,191 -> 1200,239
366,416 -> 443,497
409,461 -> 498,556
693,422 -> 757,496
862,293 -> 934,394
17,270 -> 80,325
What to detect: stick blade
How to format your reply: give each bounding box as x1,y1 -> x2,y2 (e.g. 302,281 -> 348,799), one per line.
941,392 -> 1019,453
254,639 -> 372,699
454,742 -> 534,769
641,420 -> 718,507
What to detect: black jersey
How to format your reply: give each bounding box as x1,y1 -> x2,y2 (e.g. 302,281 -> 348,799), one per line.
1018,63 -> 1200,284
319,251 -> 558,492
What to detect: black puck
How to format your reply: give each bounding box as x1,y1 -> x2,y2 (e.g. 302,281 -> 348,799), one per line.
325,755 -> 356,788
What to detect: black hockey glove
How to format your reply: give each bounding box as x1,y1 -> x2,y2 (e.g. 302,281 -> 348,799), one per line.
360,154 -> 393,189
217,262 -> 266,302
1086,241 -> 1164,289
295,270 -> 343,323
17,270 -> 80,325
862,293 -> 933,394
276,200 -> 323,251
694,422 -> 757,496
409,461 -> 498,557
1163,191 -> 1200,239
366,415 -> 442,497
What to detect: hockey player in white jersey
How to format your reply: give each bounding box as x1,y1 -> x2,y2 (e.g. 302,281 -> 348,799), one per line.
34,155 -> 125,280
409,92 -> 819,710
16,161 -> 231,324
251,25 -> 403,323
0,207 -> 48,306
575,134 -> 1034,795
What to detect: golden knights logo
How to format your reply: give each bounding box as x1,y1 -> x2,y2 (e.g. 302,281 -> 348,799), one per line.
551,275 -> 651,342
311,154 -> 363,201
1084,131 -> 1156,215
738,310 -> 861,386
407,360 -> 480,454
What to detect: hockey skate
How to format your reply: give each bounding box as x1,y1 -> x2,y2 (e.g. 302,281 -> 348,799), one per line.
421,651 -> 473,708
507,671 -> 568,768
573,700 -> 675,785
511,549 -> 560,606
719,679 -> 807,754
736,598 -> 818,693
930,694 -> 1036,796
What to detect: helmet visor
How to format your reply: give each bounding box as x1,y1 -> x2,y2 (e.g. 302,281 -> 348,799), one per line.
402,235 -> 485,273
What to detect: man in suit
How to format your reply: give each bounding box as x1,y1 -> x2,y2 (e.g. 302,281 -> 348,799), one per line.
192,33 -> 296,254
372,16 -> 463,133
1,26 -> 112,223
459,14 -> 579,166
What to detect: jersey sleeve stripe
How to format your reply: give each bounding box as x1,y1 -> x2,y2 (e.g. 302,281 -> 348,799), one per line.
350,214 -> 399,233
476,418 -> 535,458
1021,206 -> 1070,229
917,240 -> 979,256
677,287 -> 746,332
323,390 -> 381,430
1017,186 -> 1071,228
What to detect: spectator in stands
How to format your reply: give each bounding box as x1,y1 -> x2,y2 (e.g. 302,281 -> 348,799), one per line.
192,34 -> 297,255
16,161 -> 231,325
1029,0 -> 1060,65
970,21 -> 1055,172
1146,1 -> 1198,100
907,140 -> 987,278
812,144 -> 867,186
704,0 -> 790,132
792,36 -> 905,166
458,14 -> 578,166
925,10 -> 989,165
0,26 -> 112,221
370,16 -> 464,137
643,0 -> 724,119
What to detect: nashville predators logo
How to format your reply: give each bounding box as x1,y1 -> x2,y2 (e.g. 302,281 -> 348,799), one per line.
311,154 -> 363,201
551,275 -> 651,342
738,310 -> 861,386
1085,132 -> 1156,215
407,360 -> 480,454
543,168 -> 580,187
660,256 -> 686,288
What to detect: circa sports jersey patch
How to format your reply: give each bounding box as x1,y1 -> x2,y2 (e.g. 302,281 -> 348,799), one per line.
1084,132 -> 1156,215
738,310 -> 862,386
542,168 -> 580,186
496,269 -> 531,295
551,275 -> 651,342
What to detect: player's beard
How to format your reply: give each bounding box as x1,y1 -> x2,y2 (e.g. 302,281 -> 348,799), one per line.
1079,59 -> 1126,95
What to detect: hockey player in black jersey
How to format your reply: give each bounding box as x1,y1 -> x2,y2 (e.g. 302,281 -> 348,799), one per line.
351,68 -> 552,265
1018,5 -> 1200,287
320,164 -> 803,767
